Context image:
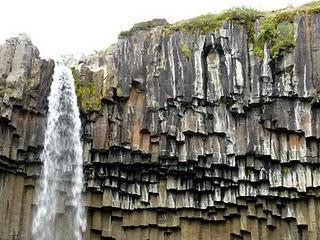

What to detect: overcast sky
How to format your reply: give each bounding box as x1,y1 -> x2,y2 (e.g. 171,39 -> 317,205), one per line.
0,0 -> 311,59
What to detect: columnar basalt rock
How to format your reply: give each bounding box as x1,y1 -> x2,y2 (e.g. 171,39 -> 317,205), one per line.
2,10 -> 320,240
0,33 -> 54,239
75,13 -> 320,240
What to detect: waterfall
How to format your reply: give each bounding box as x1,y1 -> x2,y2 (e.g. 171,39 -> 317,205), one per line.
32,66 -> 86,240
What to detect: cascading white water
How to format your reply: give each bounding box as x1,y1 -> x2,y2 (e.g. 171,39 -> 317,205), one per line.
32,66 -> 86,240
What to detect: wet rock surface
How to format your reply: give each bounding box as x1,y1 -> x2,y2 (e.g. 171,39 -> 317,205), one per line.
2,12 -> 320,239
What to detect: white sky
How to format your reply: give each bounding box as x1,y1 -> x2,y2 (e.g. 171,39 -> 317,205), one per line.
0,0 -> 312,60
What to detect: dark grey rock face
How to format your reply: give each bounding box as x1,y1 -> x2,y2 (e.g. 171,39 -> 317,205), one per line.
2,12 -> 320,240
0,33 -> 54,239
76,13 -> 320,239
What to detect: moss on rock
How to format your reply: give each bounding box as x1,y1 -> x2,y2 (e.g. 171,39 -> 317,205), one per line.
180,43 -> 192,61
71,67 -> 102,112
165,2 -> 320,60
119,19 -> 169,37
253,2 -> 320,59
165,7 -> 262,35
0,88 -> 14,97
253,20 -> 295,59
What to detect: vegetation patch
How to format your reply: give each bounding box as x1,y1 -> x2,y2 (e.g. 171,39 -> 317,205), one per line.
0,88 -> 14,96
165,7 -> 262,36
119,18 -> 168,37
253,2 -> 320,59
180,43 -> 192,60
283,166 -> 289,174
71,67 -> 102,112
253,20 -> 295,59
164,1 -> 320,60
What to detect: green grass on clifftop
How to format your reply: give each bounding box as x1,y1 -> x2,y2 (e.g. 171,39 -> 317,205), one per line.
165,7 -> 263,34
119,19 -> 169,37
166,2 -> 320,34
253,1 -> 320,59
164,1 -> 320,59
117,2 -> 320,60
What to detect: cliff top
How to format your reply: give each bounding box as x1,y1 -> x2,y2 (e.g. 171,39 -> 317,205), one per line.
120,1 -> 320,37
165,1 -> 320,33
117,1 -> 320,60
119,18 -> 169,37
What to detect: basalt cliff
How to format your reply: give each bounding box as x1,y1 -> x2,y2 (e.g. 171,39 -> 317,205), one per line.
2,4 -> 320,240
